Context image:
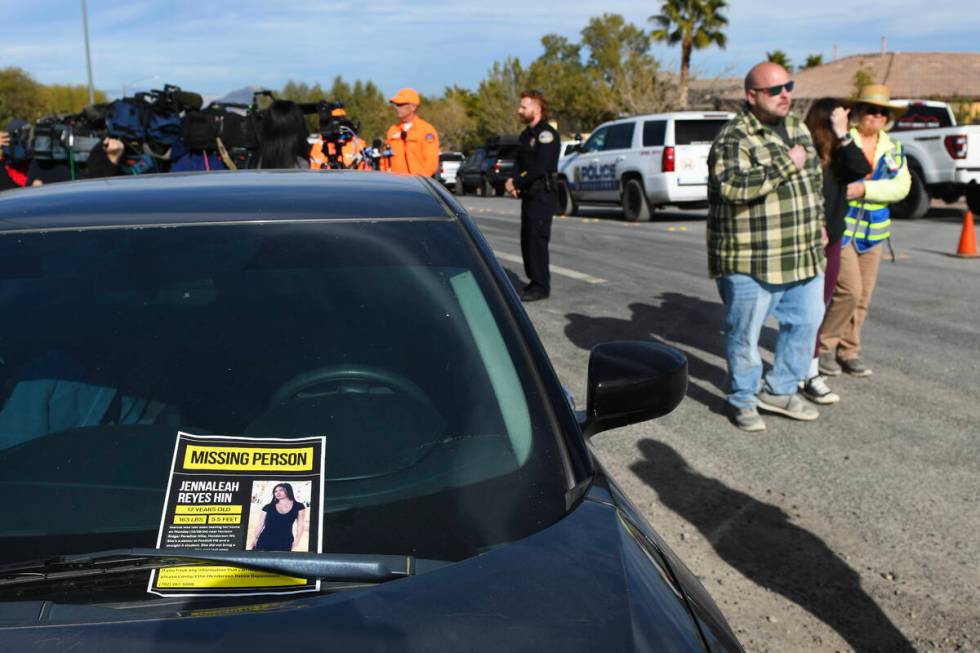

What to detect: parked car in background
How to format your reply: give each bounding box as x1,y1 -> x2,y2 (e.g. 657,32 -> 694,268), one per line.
436,151 -> 464,189
455,135 -> 520,197
0,171 -> 743,652
557,136 -> 585,171
557,111 -> 734,221
887,99 -> 980,219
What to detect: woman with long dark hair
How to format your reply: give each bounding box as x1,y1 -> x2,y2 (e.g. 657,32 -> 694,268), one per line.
801,97 -> 872,403
249,482 -> 307,551
254,100 -> 310,169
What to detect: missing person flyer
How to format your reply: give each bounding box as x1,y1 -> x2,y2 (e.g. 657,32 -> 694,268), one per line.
149,432 -> 325,597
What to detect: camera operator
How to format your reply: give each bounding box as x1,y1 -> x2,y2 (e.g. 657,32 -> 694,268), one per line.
0,120 -> 30,191
309,105 -> 368,170
86,137 -> 126,178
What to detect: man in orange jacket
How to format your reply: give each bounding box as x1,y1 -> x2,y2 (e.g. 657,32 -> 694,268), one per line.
309,106 -> 368,170
380,88 -> 439,177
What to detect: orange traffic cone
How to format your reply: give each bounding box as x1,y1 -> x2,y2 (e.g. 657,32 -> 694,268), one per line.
956,211 -> 978,258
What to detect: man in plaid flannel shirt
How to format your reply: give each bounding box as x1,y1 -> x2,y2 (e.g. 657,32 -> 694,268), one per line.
707,62 -> 827,432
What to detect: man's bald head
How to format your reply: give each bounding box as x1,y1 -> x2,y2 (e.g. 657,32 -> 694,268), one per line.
744,62 -> 793,123
744,62 -> 789,91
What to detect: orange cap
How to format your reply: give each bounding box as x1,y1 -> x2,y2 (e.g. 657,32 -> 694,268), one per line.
389,88 -> 421,105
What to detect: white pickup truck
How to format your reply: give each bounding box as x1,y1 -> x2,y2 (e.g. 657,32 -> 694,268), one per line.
556,111 -> 734,221
888,100 -> 980,219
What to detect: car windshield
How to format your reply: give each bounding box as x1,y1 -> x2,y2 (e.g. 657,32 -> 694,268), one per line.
0,219 -> 568,569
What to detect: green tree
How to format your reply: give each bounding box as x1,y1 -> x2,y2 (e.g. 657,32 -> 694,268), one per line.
525,34 -> 596,132
802,54 -> 824,70
345,79 -> 389,143
851,67 -> 875,98
475,58 -> 526,138
423,95 -> 476,152
582,13 -> 672,117
0,67 -> 47,124
649,0 -> 728,109
766,50 -> 793,72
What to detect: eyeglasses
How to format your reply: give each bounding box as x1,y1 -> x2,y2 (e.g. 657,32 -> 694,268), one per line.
752,80 -> 795,96
861,106 -> 890,118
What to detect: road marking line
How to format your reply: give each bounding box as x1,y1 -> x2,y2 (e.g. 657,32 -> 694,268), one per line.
492,251 -> 607,284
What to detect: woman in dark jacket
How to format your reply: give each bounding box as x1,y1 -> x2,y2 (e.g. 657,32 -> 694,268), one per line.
802,98 -> 872,404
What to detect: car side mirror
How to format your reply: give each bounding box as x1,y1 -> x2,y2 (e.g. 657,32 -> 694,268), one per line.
566,144 -> 581,155
580,341 -> 687,438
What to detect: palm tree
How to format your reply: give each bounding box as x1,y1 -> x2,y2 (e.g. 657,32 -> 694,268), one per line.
649,0 -> 728,109
766,50 -> 793,72
802,54 -> 824,70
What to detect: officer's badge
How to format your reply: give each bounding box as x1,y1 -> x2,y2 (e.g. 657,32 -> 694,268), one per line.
425,133 -> 435,142
538,131 -> 555,144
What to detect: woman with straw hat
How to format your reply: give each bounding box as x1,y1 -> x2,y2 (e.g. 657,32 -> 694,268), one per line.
818,84 -> 911,378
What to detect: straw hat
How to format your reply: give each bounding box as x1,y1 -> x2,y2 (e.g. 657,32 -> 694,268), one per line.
854,84 -> 899,110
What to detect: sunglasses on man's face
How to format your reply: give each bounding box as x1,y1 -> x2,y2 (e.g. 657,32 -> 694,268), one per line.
753,80 -> 795,96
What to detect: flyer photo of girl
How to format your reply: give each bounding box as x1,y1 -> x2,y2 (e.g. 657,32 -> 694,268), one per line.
246,480 -> 311,552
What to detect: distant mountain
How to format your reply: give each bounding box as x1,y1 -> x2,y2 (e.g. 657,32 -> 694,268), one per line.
215,85 -> 267,105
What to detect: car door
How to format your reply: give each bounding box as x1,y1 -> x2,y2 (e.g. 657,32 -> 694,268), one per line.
642,119 -> 668,202
570,126 -> 609,201
593,122 -> 636,203
461,149 -> 485,189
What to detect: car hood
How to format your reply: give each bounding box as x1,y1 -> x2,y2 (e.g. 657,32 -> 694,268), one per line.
0,496 -> 710,652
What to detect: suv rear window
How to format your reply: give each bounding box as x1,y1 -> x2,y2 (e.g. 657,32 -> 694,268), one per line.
892,105 -> 953,131
675,120 -> 729,145
490,145 -> 519,160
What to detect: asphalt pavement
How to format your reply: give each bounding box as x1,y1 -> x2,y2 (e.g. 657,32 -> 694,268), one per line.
459,194 -> 980,653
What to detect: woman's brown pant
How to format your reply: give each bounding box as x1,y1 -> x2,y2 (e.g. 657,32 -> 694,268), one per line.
819,242 -> 883,360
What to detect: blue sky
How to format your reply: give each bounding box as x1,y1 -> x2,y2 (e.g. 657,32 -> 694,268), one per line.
2,0 -> 977,99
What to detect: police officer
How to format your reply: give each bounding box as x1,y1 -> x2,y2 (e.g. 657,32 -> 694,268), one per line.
505,90 -> 560,302
380,88 -> 440,177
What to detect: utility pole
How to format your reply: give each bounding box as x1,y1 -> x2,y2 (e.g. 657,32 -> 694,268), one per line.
81,0 -> 95,104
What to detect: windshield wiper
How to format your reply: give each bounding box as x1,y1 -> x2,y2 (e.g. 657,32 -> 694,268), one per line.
0,548 -> 453,588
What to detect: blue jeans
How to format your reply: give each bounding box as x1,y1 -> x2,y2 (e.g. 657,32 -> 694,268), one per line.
716,273 -> 825,408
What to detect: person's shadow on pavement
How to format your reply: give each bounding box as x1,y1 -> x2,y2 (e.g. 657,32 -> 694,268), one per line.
565,294 -> 778,416
631,440 -> 917,653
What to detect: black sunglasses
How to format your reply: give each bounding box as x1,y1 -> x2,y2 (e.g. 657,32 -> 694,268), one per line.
753,80 -> 795,96
861,105 -> 891,117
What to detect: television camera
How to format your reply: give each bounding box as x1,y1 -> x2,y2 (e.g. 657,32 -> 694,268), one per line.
301,100 -> 368,170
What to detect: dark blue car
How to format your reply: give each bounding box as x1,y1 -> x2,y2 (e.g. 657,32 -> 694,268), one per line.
0,172 -> 742,652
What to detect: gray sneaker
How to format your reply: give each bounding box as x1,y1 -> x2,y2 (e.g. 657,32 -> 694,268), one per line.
801,375 -> 841,405
818,352 -> 841,377
730,405 -> 767,432
756,387 -> 819,421
840,357 -> 872,377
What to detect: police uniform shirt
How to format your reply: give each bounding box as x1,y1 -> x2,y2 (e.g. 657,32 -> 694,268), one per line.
514,121 -> 560,193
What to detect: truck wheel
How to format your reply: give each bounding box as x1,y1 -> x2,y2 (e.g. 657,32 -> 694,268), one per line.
480,176 -> 493,197
622,178 -> 651,222
891,170 -> 930,219
557,178 -> 578,216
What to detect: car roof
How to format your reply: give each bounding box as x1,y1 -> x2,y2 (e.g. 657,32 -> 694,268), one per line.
596,111 -> 735,128
0,170 -> 456,232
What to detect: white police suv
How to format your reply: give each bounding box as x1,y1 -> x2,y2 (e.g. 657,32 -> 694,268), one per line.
557,111 -> 734,221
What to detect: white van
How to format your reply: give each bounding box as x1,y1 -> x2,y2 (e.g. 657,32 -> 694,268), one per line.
557,111 -> 734,221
